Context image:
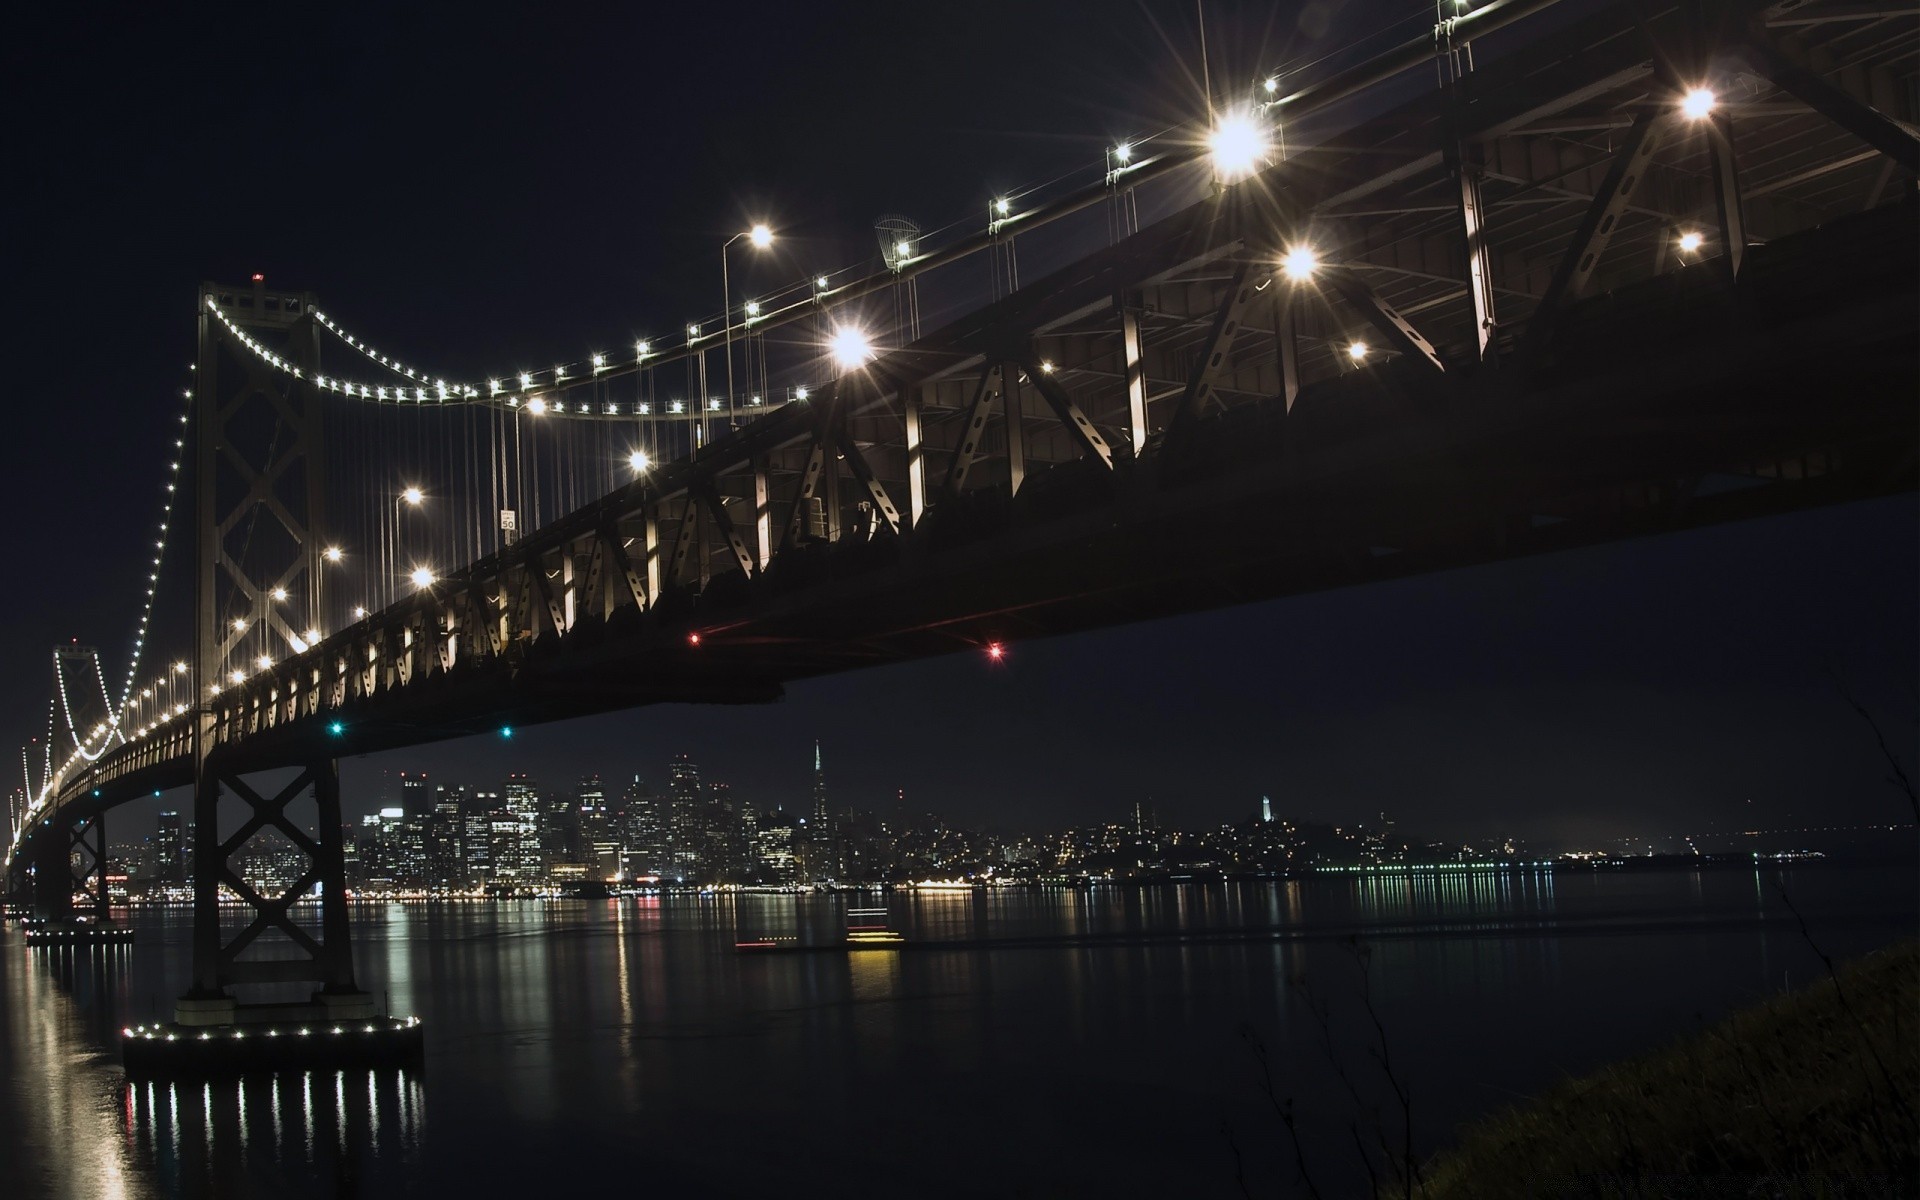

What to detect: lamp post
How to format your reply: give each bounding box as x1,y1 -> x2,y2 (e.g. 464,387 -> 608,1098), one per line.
723,224 -> 773,427
394,487 -> 423,608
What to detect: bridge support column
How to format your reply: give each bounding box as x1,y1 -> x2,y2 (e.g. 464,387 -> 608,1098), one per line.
70,814 -> 109,924
176,757 -> 368,1027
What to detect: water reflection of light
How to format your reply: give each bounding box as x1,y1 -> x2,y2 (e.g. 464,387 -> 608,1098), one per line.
615,900 -> 633,1031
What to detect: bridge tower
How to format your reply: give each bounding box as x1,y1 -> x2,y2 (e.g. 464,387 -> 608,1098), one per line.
20,646 -> 117,929
177,279 -> 369,1027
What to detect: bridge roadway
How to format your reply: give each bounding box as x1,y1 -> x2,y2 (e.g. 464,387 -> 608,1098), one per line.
8,0 -> 1918,876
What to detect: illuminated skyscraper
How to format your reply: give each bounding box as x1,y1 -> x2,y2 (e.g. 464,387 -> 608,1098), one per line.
155,810 -> 185,884
622,775 -> 667,877
501,775 -> 542,881
808,741 -> 835,881
667,754 -> 702,880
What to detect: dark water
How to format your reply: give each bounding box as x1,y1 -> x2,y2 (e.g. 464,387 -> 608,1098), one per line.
3,862 -> 1913,1198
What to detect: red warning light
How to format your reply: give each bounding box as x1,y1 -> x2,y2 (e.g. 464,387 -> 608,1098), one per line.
688,632 -> 702,647
986,642 -> 1005,661
250,273 -> 265,282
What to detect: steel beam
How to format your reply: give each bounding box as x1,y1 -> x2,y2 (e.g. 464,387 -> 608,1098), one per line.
1004,371 -> 1028,495
1163,261 -> 1260,446
1018,358 -> 1115,471
1326,269 -> 1448,374
1119,299 -> 1150,452
834,428 -> 904,537
696,480 -> 757,578
1524,110 -> 1672,354
903,386 -> 928,527
1273,291 -> 1301,411
753,458 -> 773,568
1736,33 -> 1919,175
942,364 -> 1005,497
1453,138 -> 1500,362
779,437 -> 829,553
1708,112 -> 1748,280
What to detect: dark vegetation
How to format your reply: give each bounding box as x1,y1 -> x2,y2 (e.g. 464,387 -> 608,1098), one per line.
1415,940 -> 1918,1199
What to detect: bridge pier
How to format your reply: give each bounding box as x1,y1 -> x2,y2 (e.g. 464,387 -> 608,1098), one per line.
177,757 -> 369,1025
129,756 -> 418,1075
20,814 -> 130,945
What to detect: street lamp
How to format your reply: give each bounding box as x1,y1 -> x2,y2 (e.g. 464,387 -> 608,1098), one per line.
830,326 -> 874,372
394,486 -> 425,608
723,224 -> 775,426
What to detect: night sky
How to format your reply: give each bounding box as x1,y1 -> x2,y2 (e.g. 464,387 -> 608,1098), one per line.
4,3 -> 1913,844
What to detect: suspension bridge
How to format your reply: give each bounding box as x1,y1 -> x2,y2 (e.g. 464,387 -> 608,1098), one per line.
4,0 -> 1914,1064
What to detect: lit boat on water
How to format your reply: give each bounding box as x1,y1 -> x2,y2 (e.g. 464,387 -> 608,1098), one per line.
845,906 -> 903,950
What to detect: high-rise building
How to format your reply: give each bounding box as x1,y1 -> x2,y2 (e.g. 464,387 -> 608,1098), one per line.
757,809 -> 799,883
577,776 -> 609,844
155,810 -> 185,884
399,771 -> 430,817
621,776 -> 667,877
807,742 -> 835,881
540,787 -> 580,873
428,785 -> 466,887
667,754 -> 702,880
501,775 -> 543,881
463,789 -> 499,883
1132,798 -> 1157,835
1260,795 -> 1274,824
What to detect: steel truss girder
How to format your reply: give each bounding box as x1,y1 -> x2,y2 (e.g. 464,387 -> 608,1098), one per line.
1736,30 -> 1920,176
1014,354 -> 1116,471
1524,110 -> 1672,354
1163,260 -> 1261,447
942,364 -> 1006,497
1325,269 -> 1449,374
694,478 -> 758,578
833,414 -> 903,538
